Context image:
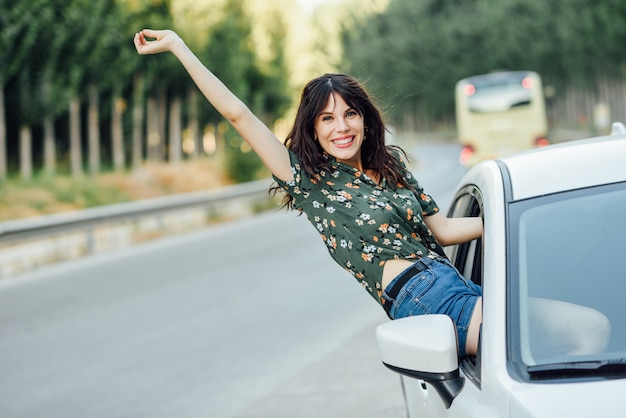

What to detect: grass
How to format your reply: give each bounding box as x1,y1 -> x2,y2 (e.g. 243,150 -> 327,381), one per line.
0,158 -> 233,222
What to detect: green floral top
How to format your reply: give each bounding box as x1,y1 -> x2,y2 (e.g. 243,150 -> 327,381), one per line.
273,149 -> 444,305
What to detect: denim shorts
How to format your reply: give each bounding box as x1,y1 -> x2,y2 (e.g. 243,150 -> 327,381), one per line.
381,256 -> 482,357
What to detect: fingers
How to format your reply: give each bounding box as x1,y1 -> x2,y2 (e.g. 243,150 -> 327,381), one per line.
138,29 -> 157,42
133,32 -> 141,52
133,32 -> 147,54
133,29 -> 174,55
133,29 -> 158,55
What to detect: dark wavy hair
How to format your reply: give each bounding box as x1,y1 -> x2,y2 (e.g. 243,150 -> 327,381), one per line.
272,73 -> 415,209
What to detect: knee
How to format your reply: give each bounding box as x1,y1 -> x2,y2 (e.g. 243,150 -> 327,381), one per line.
570,309 -> 611,355
586,310 -> 611,352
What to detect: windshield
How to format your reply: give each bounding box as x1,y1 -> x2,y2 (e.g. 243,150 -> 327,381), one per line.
465,72 -> 533,113
508,182 -> 626,379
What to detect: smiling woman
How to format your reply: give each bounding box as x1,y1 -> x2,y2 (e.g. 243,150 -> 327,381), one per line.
134,28 -> 484,358
314,92 -> 366,169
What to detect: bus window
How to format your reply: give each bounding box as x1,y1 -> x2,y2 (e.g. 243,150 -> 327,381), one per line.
456,71 -> 549,166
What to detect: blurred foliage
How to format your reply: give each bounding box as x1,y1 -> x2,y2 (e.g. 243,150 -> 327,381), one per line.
201,0 -> 290,182
340,0 -> 626,126
0,175 -> 132,220
223,126 -> 268,183
0,0 -> 292,184
1,0 -> 625,195
0,158 -> 230,220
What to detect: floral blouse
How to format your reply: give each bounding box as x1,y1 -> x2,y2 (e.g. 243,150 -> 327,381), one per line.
273,149 -> 444,305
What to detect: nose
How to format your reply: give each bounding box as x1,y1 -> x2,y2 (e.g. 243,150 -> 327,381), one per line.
336,117 -> 349,132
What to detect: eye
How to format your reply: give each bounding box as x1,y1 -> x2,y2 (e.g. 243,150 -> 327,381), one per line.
320,114 -> 333,122
346,110 -> 359,118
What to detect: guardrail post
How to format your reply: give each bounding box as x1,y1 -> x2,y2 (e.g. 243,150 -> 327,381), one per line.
86,225 -> 95,255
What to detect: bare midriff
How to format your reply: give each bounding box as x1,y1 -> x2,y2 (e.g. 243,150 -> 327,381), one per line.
381,258 -> 418,291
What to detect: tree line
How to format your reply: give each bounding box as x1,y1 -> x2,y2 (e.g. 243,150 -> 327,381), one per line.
340,0 -> 626,132
2,0 -> 625,183
0,0 -> 291,182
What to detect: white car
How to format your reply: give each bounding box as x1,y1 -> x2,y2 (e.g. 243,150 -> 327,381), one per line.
376,123 -> 626,417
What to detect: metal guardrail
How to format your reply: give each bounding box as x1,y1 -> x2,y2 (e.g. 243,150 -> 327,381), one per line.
0,178 -> 275,244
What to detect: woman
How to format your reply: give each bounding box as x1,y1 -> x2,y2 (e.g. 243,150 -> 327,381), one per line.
134,29 -> 484,357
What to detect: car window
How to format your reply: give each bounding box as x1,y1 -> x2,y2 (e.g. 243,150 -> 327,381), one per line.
446,186 -> 483,287
508,182 -> 626,378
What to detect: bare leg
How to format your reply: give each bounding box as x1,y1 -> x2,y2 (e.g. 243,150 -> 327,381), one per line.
465,297 -> 482,356
529,298 -> 611,356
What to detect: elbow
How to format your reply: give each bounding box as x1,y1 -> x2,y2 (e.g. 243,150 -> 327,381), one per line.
435,236 -> 454,247
434,229 -> 482,247
224,100 -> 249,125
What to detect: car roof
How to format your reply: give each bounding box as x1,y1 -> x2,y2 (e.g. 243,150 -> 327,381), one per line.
497,124 -> 626,201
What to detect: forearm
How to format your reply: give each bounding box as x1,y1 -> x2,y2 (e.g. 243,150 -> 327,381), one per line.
425,213 -> 483,247
169,39 -> 248,124
444,216 -> 483,246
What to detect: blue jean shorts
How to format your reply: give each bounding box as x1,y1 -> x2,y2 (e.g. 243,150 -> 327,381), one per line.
381,256 -> 482,357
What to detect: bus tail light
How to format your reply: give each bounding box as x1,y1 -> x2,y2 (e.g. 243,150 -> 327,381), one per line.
522,77 -> 534,89
459,145 -> 474,165
535,137 -> 550,147
463,84 -> 476,96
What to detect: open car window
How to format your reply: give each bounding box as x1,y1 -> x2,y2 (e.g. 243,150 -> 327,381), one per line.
445,185 -> 483,286
445,185 -> 484,386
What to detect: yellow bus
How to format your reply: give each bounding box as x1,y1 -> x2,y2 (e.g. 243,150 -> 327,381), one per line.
455,70 -> 549,166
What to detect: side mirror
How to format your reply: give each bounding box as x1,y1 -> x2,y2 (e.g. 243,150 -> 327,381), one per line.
376,315 -> 464,409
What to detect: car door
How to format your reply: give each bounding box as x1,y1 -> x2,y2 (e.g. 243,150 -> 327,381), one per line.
400,185 -> 485,418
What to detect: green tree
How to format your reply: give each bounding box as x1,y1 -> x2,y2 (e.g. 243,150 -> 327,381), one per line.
98,5 -> 140,173
78,0 -> 138,176
341,0 -> 626,130
202,0 -> 266,182
551,0 -> 626,85
136,0 -> 178,165
34,0 -> 111,177
49,0 -> 118,179
0,0 -> 50,180
0,0 -> 29,180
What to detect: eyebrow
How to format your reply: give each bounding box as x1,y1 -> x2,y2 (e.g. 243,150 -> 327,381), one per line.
318,106 -> 357,116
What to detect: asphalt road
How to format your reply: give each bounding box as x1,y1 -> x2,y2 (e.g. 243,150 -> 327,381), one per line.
0,141 -> 465,418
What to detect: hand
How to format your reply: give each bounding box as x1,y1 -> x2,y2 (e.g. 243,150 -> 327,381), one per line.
133,29 -> 181,55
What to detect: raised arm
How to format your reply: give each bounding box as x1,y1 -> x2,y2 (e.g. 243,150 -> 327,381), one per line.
133,29 -> 293,181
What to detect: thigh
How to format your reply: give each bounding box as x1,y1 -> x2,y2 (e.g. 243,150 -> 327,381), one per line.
528,297 -> 611,356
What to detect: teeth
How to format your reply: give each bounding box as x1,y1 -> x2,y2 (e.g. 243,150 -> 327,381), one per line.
335,138 -> 352,145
